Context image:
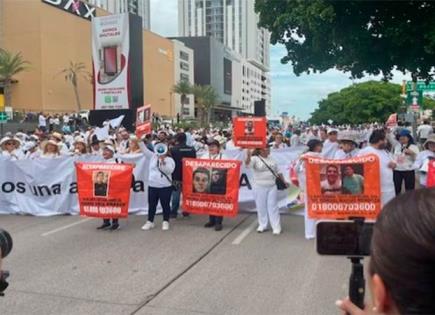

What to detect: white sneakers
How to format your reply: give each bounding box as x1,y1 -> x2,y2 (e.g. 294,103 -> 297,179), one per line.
141,221 -> 170,231
257,226 -> 281,235
272,229 -> 281,235
257,226 -> 266,233
141,221 -> 155,230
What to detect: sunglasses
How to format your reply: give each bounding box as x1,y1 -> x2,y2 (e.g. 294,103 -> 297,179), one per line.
5,142 -> 14,146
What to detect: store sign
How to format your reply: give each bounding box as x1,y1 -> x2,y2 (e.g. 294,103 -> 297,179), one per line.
42,0 -> 96,21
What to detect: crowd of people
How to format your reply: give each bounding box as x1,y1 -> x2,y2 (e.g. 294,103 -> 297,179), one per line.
0,115 -> 434,237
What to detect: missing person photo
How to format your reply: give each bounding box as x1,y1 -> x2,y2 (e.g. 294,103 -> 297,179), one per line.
341,164 -> 365,195
320,164 -> 342,195
244,120 -> 255,136
209,168 -> 227,195
93,171 -> 110,197
193,167 -> 211,194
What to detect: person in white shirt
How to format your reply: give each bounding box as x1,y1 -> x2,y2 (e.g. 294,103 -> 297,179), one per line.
322,129 -> 340,158
38,113 -> 47,132
417,120 -> 433,145
139,141 -> 176,231
40,140 -> 61,159
320,164 -> 342,195
413,134 -> 435,188
116,130 -> 130,154
0,137 -> 24,160
245,145 -> 287,235
391,129 -> 419,195
49,132 -> 69,155
334,132 -> 359,159
357,129 -> 396,206
270,133 -> 288,150
225,135 -> 241,150
290,130 -> 303,147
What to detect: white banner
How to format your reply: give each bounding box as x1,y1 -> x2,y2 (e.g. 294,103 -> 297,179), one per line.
0,148 -> 305,216
92,13 -> 130,110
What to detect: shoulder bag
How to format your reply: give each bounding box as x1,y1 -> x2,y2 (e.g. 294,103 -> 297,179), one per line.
258,156 -> 288,190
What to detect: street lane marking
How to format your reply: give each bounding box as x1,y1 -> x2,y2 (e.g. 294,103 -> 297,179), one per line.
41,218 -> 93,237
232,220 -> 257,245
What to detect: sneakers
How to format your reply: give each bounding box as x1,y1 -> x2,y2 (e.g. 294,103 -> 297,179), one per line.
214,223 -> 223,231
204,221 -> 215,228
110,223 -> 120,231
97,222 -> 111,230
141,221 -> 155,230
272,229 -> 281,235
162,221 -> 170,231
257,226 -> 266,233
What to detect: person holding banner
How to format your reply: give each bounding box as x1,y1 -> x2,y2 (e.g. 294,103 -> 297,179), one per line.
40,140 -> 62,159
139,142 -> 176,231
245,145 -> 285,235
0,137 -> 24,160
413,135 -> 435,188
321,129 -> 340,158
358,129 -> 396,206
334,132 -> 359,159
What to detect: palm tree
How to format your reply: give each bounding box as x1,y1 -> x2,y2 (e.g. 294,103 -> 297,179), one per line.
192,85 -> 219,126
172,80 -> 192,118
58,61 -> 90,112
0,49 -> 30,108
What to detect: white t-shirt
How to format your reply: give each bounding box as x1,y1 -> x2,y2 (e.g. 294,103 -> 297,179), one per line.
322,140 -> 339,159
393,143 -> 419,171
417,124 -> 433,139
248,155 -> 278,188
38,115 -> 46,127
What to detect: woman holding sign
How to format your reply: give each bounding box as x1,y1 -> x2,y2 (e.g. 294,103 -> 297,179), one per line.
245,145 -> 286,235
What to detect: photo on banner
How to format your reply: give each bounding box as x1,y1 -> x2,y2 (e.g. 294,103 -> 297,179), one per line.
233,117 -> 267,148
182,158 -> 241,217
427,159 -> 435,187
306,155 -> 381,219
76,162 -> 133,218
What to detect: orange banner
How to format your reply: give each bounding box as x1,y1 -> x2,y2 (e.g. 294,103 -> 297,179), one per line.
306,155 -> 381,219
182,158 -> 241,217
233,116 -> 267,148
135,104 -> 152,138
427,159 -> 435,187
76,162 -> 133,218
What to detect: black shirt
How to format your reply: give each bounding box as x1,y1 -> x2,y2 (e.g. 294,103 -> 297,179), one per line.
170,144 -> 196,181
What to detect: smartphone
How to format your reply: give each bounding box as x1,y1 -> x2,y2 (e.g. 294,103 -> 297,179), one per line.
103,46 -> 118,75
316,220 -> 374,257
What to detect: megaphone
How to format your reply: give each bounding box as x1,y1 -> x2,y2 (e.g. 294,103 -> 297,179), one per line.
154,142 -> 168,156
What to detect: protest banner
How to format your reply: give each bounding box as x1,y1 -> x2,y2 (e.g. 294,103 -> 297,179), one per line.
305,154 -> 381,220
427,159 -> 435,187
232,116 -> 267,148
135,104 -> 152,138
76,162 -> 133,218
182,158 -> 242,217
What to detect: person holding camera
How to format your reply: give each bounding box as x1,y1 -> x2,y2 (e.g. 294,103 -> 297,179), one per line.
139,141 -> 176,231
336,188 -> 435,315
245,145 -> 286,235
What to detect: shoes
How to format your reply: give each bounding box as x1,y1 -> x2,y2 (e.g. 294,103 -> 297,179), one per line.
272,229 -> 281,235
141,221 -> 155,230
182,212 -> 190,217
257,226 -> 266,233
162,221 -> 170,231
214,223 -> 223,231
110,223 -> 120,231
97,222 -> 111,230
204,222 -> 215,228
170,213 -> 178,219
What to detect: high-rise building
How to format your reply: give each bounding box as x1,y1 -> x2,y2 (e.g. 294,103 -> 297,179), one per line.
86,0 -> 150,29
178,0 -> 271,115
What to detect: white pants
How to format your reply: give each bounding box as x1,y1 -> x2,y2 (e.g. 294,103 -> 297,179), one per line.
254,185 -> 281,231
304,198 -> 316,239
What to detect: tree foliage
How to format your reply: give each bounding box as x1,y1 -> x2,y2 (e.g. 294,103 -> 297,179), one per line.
172,80 -> 192,117
255,0 -> 435,81
309,81 -> 403,125
192,84 -> 219,126
58,61 -> 90,112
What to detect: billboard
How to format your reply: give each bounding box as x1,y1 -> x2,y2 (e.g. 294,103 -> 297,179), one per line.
92,14 -> 130,110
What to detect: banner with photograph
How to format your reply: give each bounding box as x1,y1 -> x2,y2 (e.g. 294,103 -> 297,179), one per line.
427,159 -> 435,187
305,155 -> 381,220
233,117 -> 267,148
76,162 -> 133,218
182,158 -> 242,217
135,104 -> 152,138
92,13 -> 130,110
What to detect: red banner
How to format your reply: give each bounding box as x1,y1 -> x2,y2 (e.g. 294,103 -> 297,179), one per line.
76,162 -> 133,218
306,155 -> 381,220
135,104 -> 152,138
427,159 -> 435,187
233,116 -> 267,148
182,158 -> 241,217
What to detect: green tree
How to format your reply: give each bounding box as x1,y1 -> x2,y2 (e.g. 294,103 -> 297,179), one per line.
0,49 -> 30,108
309,81 -> 402,124
192,85 -> 219,126
172,80 -> 192,118
255,0 -> 435,81
58,61 -> 90,112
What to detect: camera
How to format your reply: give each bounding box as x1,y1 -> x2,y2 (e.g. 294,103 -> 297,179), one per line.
316,220 -> 374,310
0,228 -> 13,296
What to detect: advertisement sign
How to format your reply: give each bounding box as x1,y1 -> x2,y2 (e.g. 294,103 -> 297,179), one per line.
76,162 -> 133,218
41,0 -> 96,21
92,14 -> 130,110
427,159 -> 435,187
306,155 -> 381,220
135,104 -> 152,138
182,158 -> 241,217
233,116 -> 267,148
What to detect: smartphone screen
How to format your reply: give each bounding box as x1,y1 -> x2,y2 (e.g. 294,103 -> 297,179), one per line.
316,221 -> 374,257
104,46 -> 117,75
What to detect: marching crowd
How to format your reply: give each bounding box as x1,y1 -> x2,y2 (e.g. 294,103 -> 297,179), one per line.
0,117 -> 434,237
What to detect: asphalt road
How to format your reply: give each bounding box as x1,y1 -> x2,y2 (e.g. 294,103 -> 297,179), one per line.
0,211 -> 350,315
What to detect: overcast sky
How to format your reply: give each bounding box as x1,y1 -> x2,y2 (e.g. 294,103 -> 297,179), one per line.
150,0 -> 408,120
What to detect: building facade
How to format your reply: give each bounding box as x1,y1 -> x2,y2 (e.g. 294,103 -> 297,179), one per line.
178,0 -> 271,115
86,0 -> 150,29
